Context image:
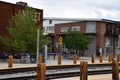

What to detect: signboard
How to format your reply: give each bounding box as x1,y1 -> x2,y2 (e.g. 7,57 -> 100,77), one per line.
59,36 -> 63,46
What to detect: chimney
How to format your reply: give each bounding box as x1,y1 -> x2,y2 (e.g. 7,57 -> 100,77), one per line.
16,1 -> 27,6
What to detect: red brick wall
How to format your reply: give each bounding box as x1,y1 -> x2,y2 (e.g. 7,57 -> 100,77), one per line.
0,1 -> 43,52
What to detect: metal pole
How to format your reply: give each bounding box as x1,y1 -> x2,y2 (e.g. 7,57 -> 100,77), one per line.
36,29 -> 39,63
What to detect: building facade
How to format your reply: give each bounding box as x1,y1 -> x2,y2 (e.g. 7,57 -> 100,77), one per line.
54,19 -> 120,57
0,1 -> 43,52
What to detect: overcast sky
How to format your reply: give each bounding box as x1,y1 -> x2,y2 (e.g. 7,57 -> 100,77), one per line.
1,0 -> 120,20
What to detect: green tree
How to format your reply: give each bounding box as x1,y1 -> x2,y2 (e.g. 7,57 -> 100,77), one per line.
63,30 -> 91,54
0,7 -> 50,55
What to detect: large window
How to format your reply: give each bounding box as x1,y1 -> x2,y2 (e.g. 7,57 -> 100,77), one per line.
71,26 -> 80,31
61,27 -> 69,32
86,22 -> 96,33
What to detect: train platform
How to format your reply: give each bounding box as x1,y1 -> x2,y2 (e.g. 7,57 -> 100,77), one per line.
52,74 -> 120,80
0,57 -> 109,69
0,57 -> 115,80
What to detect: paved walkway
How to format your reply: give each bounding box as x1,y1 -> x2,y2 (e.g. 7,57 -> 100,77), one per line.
0,57 -> 109,69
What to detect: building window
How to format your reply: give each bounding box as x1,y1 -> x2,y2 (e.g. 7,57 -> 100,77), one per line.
49,20 -> 52,24
105,24 -> 112,34
61,27 -> 69,32
86,22 -> 96,33
71,26 -> 80,31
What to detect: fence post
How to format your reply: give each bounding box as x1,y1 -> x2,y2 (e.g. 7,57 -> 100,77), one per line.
91,54 -> 95,63
8,55 -> 13,68
58,54 -> 61,65
73,54 -> 77,64
37,63 -> 46,80
99,53 -> 102,63
38,55 -> 42,63
80,61 -> 88,80
108,54 -> 111,62
112,60 -> 119,80
117,54 -> 120,62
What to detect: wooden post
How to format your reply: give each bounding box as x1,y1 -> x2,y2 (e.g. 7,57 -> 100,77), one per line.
99,54 -> 102,63
117,54 -> 120,62
108,54 -> 111,62
111,54 -> 114,61
112,60 -> 119,80
38,55 -> 42,63
8,55 -> 13,68
73,54 -> 77,64
37,63 -> 46,80
58,54 -> 61,65
80,62 -> 88,80
91,54 -> 95,63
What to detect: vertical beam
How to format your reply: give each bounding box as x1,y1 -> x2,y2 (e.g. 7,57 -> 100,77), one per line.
37,63 -> 46,80
80,62 -> 88,80
8,55 -> 13,68
73,54 -> 77,64
58,54 -> 61,65
112,60 -> 119,80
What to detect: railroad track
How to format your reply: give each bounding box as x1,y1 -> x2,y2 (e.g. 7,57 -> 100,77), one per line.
0,63 -> 120,80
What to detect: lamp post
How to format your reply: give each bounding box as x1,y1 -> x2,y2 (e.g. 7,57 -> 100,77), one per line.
36,29 -> 39,64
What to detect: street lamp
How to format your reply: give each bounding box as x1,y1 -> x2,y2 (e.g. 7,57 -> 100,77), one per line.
36,29 -> 39,63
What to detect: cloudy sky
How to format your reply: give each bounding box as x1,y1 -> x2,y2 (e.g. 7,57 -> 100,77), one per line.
1,0 -> 120,20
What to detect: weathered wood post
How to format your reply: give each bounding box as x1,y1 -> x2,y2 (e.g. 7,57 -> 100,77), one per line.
99,53 -> 102,63
38,55 -> 42,63
112,60 -> 119,80
37,63 -> 46,80
108,54 -> 111,62
58,54 -> 61,65
73,54 -> 77,64
111,54 -> 114,61
117,54 -> 120,62
80,61 -> 88,80
8,55 -> 13,68
91,54 -> 95,63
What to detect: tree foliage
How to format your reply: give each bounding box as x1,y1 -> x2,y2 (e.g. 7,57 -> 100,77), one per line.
63,30 -> 91,52
0,7 -> 50,54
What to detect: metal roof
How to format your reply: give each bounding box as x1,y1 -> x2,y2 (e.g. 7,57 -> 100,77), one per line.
44,17 -> 118,23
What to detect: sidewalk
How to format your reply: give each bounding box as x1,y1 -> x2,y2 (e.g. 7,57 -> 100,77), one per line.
0,57 -> 109,69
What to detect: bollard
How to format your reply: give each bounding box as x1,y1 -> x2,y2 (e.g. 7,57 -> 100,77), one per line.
38,55 -> 42,63
80,61 -> 88,80
111,54 -> 114,61
73,54 -> 77,64
117,54 -> 120,62
58,54 -> 61,65
112,60 -> 119,80
8,55 -> 13,68
37,63 -> 46,80
91,54 -> 95,63
108,54 -> 111,62
99,54 -> 102,63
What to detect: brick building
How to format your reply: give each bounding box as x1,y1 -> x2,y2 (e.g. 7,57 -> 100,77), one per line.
0,1 -> 43,52
54,19 -> 120,57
